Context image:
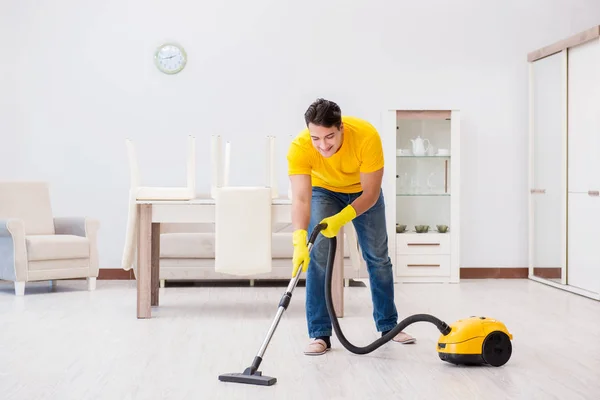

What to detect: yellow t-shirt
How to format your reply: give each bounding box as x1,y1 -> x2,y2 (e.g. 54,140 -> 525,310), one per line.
287,116 -> 384,193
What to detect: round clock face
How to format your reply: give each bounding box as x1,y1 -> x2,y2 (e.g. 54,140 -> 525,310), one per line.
154,43 -> 187,74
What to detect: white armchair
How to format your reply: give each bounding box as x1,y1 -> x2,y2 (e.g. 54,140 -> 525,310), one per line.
0,182 -> 100,295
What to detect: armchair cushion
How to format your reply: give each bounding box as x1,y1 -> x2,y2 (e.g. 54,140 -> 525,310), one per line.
53,217 -> 100,275
26,235 -> 89,262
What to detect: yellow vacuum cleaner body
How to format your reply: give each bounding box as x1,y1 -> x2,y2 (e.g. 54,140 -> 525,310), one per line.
437,316 -> 513,367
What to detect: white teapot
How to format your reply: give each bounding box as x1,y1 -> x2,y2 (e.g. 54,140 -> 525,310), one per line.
410,136 -> 430,156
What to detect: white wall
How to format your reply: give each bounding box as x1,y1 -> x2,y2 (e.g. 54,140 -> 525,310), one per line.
1,0 -> 599,270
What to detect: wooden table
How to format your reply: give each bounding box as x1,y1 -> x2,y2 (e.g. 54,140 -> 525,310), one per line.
135,197 -> 345,319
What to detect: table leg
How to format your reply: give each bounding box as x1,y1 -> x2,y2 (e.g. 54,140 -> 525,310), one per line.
332,227 -> 344,317
137,204 -> 152,318
151,222 -> 160,307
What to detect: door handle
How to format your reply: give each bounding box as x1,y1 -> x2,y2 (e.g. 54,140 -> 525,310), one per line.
588,190 -> 599,196
407,264 -> 441,267
530,189 -> 546,194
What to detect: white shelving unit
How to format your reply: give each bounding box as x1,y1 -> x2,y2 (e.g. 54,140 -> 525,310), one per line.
382,109 -> 460,283
528,25 -> 600,301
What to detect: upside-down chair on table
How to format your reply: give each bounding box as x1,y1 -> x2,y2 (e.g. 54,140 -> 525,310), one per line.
121,135 -> 196,274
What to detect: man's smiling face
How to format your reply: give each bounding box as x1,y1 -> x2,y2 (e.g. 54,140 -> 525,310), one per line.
309,122 -> 344,158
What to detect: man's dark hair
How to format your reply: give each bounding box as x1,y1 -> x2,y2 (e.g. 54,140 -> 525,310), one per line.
304,98 -> 342,129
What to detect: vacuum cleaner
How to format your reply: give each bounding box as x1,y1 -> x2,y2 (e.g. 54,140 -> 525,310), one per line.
218,223 -> 513,386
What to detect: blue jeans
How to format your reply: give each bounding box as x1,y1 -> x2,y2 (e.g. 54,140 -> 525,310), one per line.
305,186 -> 398,338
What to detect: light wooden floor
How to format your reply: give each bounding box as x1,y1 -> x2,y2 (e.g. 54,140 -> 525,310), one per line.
0,278 -> 598,400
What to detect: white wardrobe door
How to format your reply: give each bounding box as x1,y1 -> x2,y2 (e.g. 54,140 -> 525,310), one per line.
531,52 -> 566,271
568,38 -> 600,192
567,193 -> 600,294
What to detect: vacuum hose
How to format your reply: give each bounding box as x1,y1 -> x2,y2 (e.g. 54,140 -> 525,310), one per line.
312,222 -> 452,354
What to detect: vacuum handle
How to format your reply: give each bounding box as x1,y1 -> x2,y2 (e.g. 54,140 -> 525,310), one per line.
308,223 -> 328,246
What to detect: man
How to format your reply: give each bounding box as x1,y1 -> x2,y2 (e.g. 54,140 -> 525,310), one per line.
287,98 -> 416,356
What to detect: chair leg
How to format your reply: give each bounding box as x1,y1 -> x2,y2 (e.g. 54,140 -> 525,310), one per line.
14,282 -> 25,296
87,277 -> 96,291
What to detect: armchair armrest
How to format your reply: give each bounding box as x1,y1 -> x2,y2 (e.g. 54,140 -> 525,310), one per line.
0,219 -> 28,281
53,217 -> 100,275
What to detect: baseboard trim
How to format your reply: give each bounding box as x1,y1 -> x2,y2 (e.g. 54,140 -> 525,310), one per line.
98,267 -> 534,280
98,269 -> 135,280
532,267 -> 562,279
459,268 -> 528,279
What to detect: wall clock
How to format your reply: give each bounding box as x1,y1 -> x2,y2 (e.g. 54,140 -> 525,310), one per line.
154,43 -> 187,74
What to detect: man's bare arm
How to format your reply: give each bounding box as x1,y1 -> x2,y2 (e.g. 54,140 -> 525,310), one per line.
290,174 -> 312,231
351,167 -> 384,216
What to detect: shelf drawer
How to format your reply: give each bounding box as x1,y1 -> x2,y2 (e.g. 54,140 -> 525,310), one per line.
396,233 -> 450,255
395,254 -> 450,277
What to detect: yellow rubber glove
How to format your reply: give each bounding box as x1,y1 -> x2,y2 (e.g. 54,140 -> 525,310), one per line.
292,229 -> 310,277
319,205 -> 357,238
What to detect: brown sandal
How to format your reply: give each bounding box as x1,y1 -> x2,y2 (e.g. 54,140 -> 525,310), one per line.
304,339 -> 330,356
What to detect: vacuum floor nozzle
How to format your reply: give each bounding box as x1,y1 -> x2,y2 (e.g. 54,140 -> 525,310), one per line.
218,371 -> 276,386
219,356 -> 277,386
